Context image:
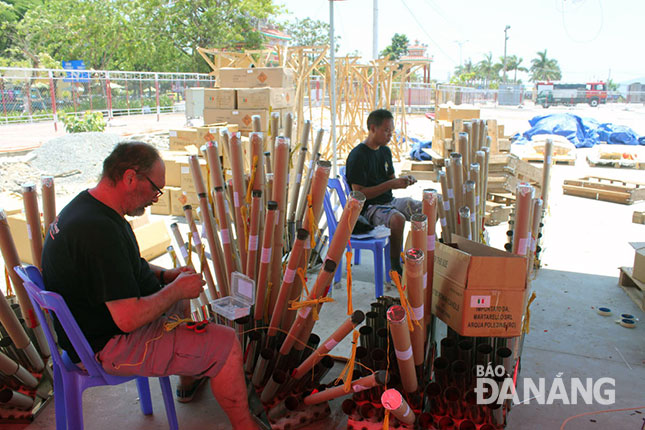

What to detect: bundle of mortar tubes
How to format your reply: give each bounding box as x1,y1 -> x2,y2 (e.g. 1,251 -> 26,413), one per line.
179,114 -> 538,429
0,177 -> 59,412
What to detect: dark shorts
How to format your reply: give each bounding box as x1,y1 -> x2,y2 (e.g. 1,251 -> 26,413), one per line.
97,302 -> 236,379
364,197 -> 422,227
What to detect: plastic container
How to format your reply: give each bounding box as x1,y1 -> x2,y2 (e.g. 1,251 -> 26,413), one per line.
211,272 -> 255,320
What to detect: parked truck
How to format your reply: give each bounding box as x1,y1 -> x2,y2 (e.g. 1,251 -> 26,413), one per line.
536,81 -> 607,107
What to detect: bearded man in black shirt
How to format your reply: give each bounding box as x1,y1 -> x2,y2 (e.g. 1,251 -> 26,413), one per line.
345,109 -> 422,275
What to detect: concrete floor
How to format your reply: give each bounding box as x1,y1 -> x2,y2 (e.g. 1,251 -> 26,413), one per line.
5,151 -> 645,429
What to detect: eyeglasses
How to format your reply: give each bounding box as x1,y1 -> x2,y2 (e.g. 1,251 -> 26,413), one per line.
137,173 -> 164,198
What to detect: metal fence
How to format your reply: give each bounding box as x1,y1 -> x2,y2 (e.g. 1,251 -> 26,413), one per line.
0,67 -> 214,126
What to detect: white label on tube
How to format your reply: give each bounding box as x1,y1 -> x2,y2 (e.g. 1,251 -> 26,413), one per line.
275,210 -> 280,225
307,160 -> 313,169
296,173 -> 302,183
234,192 -> 240,207
180,247 -> 189,259
284,268 -> 296,283
181,166 -> 189,174
443,200 -> 450,211
440,217 -> 447,227
467,232 -> 472,240
531,237 -> 537,251
192,231 -> 201,245
324,338 -> 339,350
248,235 -> 258,250
209,127 -> 218,134
518,238 -> 529,255
470,213 -> 476,223
395,345 -> 413,361
201,226 -> 208,239
26,225 -> 32,240
448,188 -> 454,199
298,306 -> 311,318
261,247 -> 272,264
352,384 -> 369,393
546,155 -> 552,165
471,295 -> 491,308
403,404 -> 411,417
476,195 -> 480,206
232,110 -> 239,115
427,234 -> 435,251
411,304 -> 424,321
304,239 -> 311,249
224,199 -> 230,213
423,276 -> 427,290
221,228 -> 230,244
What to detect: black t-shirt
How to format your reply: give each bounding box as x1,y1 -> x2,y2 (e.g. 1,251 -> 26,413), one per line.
346,142 -> 395,207
41,190 -> 160,362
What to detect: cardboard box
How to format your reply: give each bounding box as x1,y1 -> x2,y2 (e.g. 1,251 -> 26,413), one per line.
0,193 -> 24,216
237,88 -> 295,109
160,151 -> 186,187
126,211 -> 150,230
6,212 -> 34,265
435,104 -> 480,122
179,158 -> 209,194
169,128 -> 199,151
432,236 -> 528,337
204,89 -> 236,109
150,191 -> 171,215
631,242 -> 645,283
169,187 -> 199,217
203,109 -> 269,132
133,220 -> 171,261
219,67 -> 295,89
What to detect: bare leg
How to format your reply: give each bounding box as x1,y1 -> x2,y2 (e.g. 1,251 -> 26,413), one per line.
389,212 -> 406,273
209,337 -> 260,430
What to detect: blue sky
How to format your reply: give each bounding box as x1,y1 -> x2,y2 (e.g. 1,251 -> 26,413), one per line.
275,0 -> 644,84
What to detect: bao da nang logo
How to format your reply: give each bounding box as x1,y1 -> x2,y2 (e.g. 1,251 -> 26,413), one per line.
474,364 -> 615,406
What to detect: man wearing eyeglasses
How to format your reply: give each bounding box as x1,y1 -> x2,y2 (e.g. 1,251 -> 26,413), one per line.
42,142 -> 265,430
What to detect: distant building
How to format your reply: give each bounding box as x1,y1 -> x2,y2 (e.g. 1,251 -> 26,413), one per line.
400,40 -> 433,83
627,82 -> 643,103
260,27 -> 292,49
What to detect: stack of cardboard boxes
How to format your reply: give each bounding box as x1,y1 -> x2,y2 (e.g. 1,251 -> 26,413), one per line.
203,67 -> 296,133
153,123 -> 239,218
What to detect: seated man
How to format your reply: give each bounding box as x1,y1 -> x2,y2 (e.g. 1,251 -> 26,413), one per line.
42,142 -> 264,430
346,109 -> 421,274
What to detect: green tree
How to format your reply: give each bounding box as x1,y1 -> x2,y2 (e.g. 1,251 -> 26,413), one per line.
476,52 -> 498,87
529,49 -> 562,82
283,18 -> 339,50
380,33 -> 409,61
506,55 -> 528,83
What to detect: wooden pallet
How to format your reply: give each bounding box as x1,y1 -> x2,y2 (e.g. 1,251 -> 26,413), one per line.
489,153 -> 543,183
487,192 -> 516,205
633,211 -> 645,225
618,267 -> 645,311
522,154 -> 576,165
400,160 -> 436,181
587,157 -> 645,170
485,202 -> 512,226
562,176 -> 645,205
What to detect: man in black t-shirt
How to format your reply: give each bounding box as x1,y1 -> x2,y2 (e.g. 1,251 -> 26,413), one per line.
42,142 -> 264,430
346,109 -> 422,274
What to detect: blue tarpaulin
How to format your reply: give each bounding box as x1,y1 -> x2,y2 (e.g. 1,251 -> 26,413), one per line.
407,136 -> 433,161
514,113 -> 644,147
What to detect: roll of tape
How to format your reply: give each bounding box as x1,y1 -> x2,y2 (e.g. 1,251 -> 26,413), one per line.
620,318 -> 636,329
620,313 -> 635,320
596,307 -> 612,316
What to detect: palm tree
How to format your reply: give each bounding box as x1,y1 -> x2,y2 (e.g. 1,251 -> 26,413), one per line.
476,52 -> 497,87
506,55 -> 528,83
529,50 -> 562,82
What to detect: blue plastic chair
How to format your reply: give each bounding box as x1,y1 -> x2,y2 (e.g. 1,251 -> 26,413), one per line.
14,265 -> 179,430
323,178 -> 391,298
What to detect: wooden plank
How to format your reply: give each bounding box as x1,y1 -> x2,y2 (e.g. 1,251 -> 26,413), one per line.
523,155 -> 575,165
618,267 -> 645,311
563,177 -> 645,203
562,184 -> 633,204
484,202 -> 512,226
487,192 -> 516,205
487,119 -> 499,153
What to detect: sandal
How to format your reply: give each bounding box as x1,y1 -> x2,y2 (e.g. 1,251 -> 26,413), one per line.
176,377 -> 208,403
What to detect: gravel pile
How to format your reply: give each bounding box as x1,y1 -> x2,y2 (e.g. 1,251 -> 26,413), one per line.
0,132 -> 170,197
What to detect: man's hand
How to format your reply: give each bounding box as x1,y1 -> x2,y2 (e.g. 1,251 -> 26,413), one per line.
391,175 -> 416,189
170,271 -> 205,300
164,266 -> 194,283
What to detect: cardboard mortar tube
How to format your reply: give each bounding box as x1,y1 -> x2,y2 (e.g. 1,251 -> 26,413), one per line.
0,351 -> 38,388
21,184 -> 43,270
169,223 -> 203,313
404,248 -> 425,367
249,132 -> 265,191
529,198 -> 544,271
292,310 -> 365,379
387,305 -> 418,393
438,168 -> 455,237
254,200 -> 278,323
213,187 -> 239,282
422,189 -> 438,319
245,190 -> 263,281
464,180 -> 477,240
288,120 -> 311,223
252,114 -> 262,133
303,370 -> 389,405
475,150 -> 486,220
41,176 -> 56,234
0,388 -> 34,410
264,152 -> 273,204
267,228 -> 309,337
469,163 -> 481,240
460,126 -> 471,173
0,212 -> 45,371
459,206 -> 472,240
512,184 -> 535,256
301,160 -> 331,231
182,205 -> 218,302
381,388 -> 416,425
268,136 -> 290,313
436,195 -> 449,243
228,133 -> 248,269
278,259 -> 337,356
296,129 -> 325,223
449,153 -> 464,225
204,139 -> 225,190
